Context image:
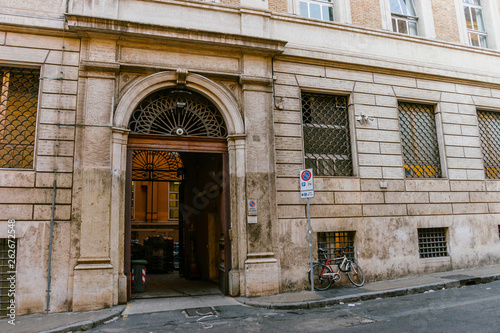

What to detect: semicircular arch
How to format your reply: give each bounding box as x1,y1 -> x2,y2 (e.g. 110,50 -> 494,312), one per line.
114,71 -> 243,136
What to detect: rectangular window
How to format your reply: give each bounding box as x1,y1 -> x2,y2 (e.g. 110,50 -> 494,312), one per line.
318,231 -> 355,260
0,66 -> 40,169
299,0 -> 334,22
0,239 -> 16,317
463,0 -> 487,47
477,110 -> 500,179
418,228 -> 448,258
302,92 -> 352,176
390,0 -> 418,35
398,102 -> 441,178
168,181 -> 180,219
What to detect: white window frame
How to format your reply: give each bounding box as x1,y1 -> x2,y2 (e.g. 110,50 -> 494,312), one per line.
390,0 -> 419,36
455,0 -> 500,49
290,0 -> 352,24
380,0 -> 436,38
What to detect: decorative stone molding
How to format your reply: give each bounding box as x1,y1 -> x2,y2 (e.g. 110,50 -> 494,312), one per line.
176,69 -> 189,86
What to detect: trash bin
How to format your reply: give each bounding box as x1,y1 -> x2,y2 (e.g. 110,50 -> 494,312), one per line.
131,259 -> 148,293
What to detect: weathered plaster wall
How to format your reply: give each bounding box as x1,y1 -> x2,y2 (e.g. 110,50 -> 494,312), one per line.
0,30 -> 80,314
273,59 -> 500,291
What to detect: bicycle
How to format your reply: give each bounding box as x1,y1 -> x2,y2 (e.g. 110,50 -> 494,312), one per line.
308,247 -> 365,290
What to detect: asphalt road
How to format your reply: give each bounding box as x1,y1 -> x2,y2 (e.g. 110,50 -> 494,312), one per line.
91,280 -> 500,332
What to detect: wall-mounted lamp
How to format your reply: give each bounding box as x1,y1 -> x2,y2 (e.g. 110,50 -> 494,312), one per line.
355,112 -> 374,125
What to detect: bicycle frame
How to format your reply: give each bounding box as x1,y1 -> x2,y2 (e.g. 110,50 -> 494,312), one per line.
319,251 -> 350,282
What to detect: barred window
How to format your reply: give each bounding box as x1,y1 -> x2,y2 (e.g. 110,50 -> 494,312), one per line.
0,239 -> 16,317
477,110 -> 500,179
318,231 -> 355,260
418,228 -> 448,259
302,92 -> 352,177
0,67 -> 40,169
398,102 -> 441,178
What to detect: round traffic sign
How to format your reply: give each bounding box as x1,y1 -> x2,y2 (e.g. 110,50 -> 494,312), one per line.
301,170 -> 311,181
249,200 -> 256,208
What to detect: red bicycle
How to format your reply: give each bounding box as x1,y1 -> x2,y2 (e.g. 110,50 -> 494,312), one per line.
308,247 -> 365,290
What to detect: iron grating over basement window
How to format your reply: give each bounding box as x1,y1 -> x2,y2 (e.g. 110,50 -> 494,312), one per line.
477,110 -> 500,179
0,66 -> 40,169
418,228 -> 448,259
398,102 -> 441,178
0,238 -> 16,317
318,231 -> 355,261
302,92 -> 352,177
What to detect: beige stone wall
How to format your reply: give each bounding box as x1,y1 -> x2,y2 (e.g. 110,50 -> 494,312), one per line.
273,59 -> 500,291
269,0 -> 288,13
0,29 -> 80,314
351,0 -> 383,29
431,0 -> 461,43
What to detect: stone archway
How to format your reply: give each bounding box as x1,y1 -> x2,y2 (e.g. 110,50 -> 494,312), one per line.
111,71 -> 246,302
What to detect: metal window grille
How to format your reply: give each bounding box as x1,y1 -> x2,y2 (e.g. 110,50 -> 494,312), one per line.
398,102 -> 441,178
418,228 -> 448,258
0,239 -> 16,317
477,110 -> 500,179
318,231 -> 355,261
0,67 -> 40,169
302,92 -> 352,176
129,89 -> 227,138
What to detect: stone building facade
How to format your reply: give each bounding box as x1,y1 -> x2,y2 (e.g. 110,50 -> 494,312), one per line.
1,0 -> 500,315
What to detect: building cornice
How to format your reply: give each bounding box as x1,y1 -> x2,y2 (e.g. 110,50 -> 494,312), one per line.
65,14 -> 287,56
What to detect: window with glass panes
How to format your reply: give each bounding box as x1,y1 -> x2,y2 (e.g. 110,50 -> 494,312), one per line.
463,0 -> 487,47
0,66 -> 40,169
390,0 -> 418,35
299,0 -> 334,22
169,182 -> 180,219
302,92 -> 352,177
398,102 -> 441,178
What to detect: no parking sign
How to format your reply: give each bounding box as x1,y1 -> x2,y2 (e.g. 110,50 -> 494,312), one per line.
300,169 -> 314,198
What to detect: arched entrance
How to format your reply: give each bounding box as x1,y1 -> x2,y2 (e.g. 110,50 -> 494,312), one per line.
111,71 -> 246,302
125,87 -> 232,299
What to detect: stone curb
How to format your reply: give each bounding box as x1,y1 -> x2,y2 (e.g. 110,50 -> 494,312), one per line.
238,273 -> 500,310
39,305 -> 126,333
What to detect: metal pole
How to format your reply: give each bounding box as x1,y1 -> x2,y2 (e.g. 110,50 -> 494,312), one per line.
307,197 -> 314,292
46,179 -> 56,313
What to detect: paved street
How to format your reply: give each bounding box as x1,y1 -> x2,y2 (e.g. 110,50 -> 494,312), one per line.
90,280 -> 500,332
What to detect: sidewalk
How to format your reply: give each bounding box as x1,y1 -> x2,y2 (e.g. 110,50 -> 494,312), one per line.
0,305 -> 126,333
237,264 -> 500,310
2,264 -> 500,333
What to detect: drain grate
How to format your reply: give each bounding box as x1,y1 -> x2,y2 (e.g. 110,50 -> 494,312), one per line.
184,307 -> 218,317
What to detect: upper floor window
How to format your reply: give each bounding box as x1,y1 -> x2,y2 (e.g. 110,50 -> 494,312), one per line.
463,0 -> 487,47
0,66 -> 40,169
299,0 -> 334,22
390,0 -> 418,35
398,102 -> 441,178
302,92 -> 352,176
477,110 -> 500,179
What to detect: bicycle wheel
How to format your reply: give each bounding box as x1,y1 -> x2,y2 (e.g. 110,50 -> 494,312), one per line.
346,262 -> 365,287
308,263 -> 333,291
